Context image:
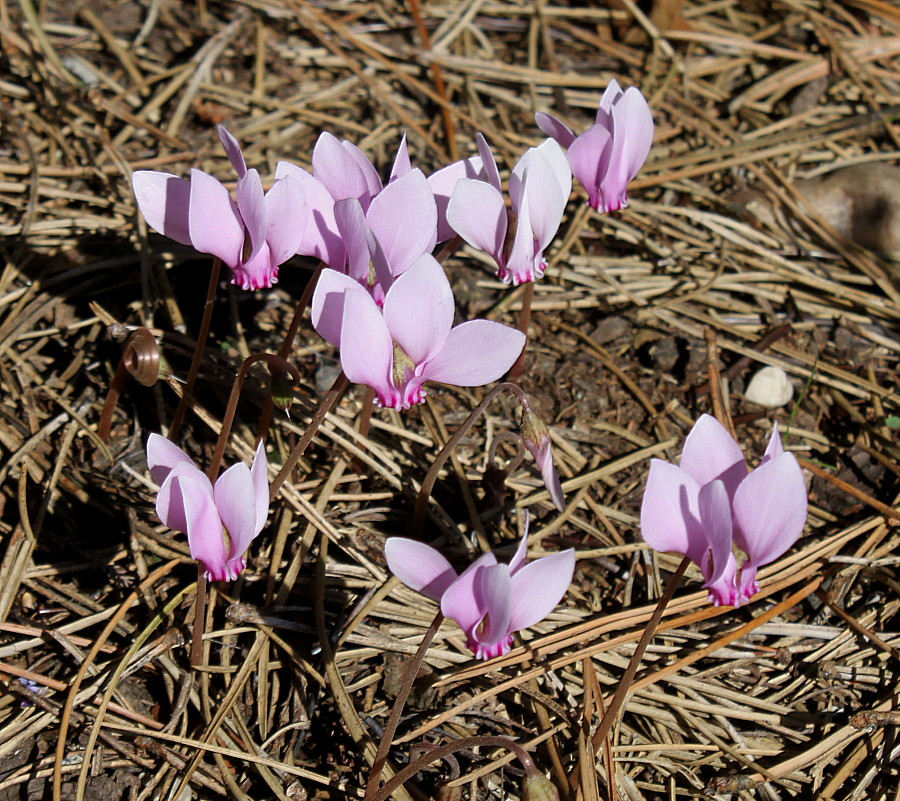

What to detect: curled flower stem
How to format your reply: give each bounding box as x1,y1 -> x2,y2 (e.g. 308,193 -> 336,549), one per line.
369,735 -> 535,801
585,556 -> 689,764
207,352 -> 300,483
269,371 -> 350,497
257,261 -> 325,443
365,611 -> 444,801
169,257 -> 221,441
508,282 -> 534,380
413,382 -> 529,535
98,328 -> 162,442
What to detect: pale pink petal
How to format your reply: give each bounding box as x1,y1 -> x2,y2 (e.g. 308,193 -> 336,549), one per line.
428,156 -> 484,242
521,145 -> 569,251
264,174 -> 308,267
476,133 -> 502,192
236,169 -> 267,263
188,169 -> 244,267
612,87 -> 654,182
334,198 -> 372,284
507,549 -> 575,631
218,126 -> 247,178
342,140 -> 383,206
524,434 -> 565,512
567,126 -> 612,210
231,242 -> 276,291
339,289 -> 396,405
596,78 -> 624,124
697,479 -> 734,589
440,552 -> 497,632
445,179 -> 507,263
733,452 -> 807,569
180,472 -> 229,581
704,552 -> 742,607
423,320 -> 525,387
146,433 -> 195,486
382,255 -> 453,365
132,171 -> 192,246
275,161 -> 345,265
509,526 -> 529,575
312,133 -> 372,204
534,112 -> 576,148
679,415 -> 747,498
385,538 -> 457,601
505,189 -> 540,285
761,421 -> 784,464
310,267 -> 370,347
214,463 -> 260,568
155,462 -> 209,535
471,564 -> 512,646
640,459 -> 707,566
250,440 -> 269,533
389,133 -> 411,182
366,169 -> 437,276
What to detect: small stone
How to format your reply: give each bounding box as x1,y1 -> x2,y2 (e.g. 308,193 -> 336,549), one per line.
744,366 -> 794,408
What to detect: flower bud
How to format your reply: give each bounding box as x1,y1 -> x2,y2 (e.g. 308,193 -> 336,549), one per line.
270,371 -> 295,413
518,401 -> 565,511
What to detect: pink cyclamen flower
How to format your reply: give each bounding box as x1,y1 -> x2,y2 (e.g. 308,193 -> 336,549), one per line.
640,415 -> 807,607
446,135 -> 571,285
310,253 -> 525,410
132,127 -> 307,290
536,79 -> 653,213
385,524 -> 575,660
147,434 -> 269,582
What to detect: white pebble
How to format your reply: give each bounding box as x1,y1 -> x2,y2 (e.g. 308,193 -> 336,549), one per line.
745,366 -> 794,408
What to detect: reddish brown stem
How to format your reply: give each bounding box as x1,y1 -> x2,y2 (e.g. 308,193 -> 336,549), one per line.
508,282 -> 534,381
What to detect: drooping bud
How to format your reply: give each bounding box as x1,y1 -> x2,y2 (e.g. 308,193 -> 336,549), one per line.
270,371 -> 295,413
521,768 -> 559,801
518,399 -> 565,512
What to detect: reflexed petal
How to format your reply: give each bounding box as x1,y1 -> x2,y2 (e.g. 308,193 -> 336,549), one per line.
385,538 -> 457,601
640,459 -> 707,565
534,113 -> 576,148
366,169 -> 437,275
342,140 -> 383,207
733,452 -> 807,568
275,161 -> 345,265
567,126 -> 612,208
697,479 -> 734,589
535,138 -> 573,198
389,133 -> 411,182
264,174 -> 308,267
218,126 -> 247,178
250,440 -> 269,533
339,289 -> 396,404
596,78 -> 624,127
613,88 -> 654,181
383,255 -> 453,365
428,156 -> 484,241
214,463 -> 258,563
509,527 -> 529,575
476,133 -> 502,192
471,564 -> 512,646
310,268 -> 371,347
146,433 -> 195,486
236,169 -> 267,263
132,171 -> 192,246
312,132 -> 374,204
761,421 -> 784,464
521,147 -> 569,251
180,473 -> 229,581
679,415 -> 747,497
423,320 -> 525,387
441,552 -> 497,632
156,462 -> 210,535
507,549 -> 575,632
188,169 -> 244,267
445,179 -> 507,263
334,198 -> 372,284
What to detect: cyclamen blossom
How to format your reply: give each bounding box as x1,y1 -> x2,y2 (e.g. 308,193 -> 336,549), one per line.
147,434 -> 269,582
536,79 -> 653,213
446,135 -> 571,285
640,415 -> 807,607
385,524 -> 575,660
311,254 -> 525,410
132,127 -> 307,290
